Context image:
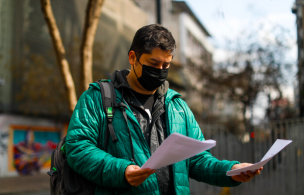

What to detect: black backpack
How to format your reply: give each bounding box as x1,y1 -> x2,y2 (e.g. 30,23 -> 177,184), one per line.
48,80 -> 119,195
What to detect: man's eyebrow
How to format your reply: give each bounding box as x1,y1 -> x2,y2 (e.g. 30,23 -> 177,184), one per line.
149,58 -> 161,63
149,58 -> 171,64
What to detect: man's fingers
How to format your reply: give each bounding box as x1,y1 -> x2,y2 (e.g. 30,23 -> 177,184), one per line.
247,171 -> 254,178
231,164 -> 263,183
133,169 -> 153,176
131,171 -> 155,181
242,163 -> 252,167
132,165 -> 141,170
241,172 -> 251,182
253,167 -> 263,175
125,165 -> 155,185
127,167 -> 154,177
127,170 -> 156,186
254,169 -> 261,175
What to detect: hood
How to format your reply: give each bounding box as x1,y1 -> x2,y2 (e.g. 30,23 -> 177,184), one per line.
111,69 -> 170,98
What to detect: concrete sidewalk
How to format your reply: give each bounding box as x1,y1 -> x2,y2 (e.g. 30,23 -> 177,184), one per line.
0,173 -> 50,195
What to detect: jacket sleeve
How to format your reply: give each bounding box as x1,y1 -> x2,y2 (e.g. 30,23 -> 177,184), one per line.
65,88 -> 133,188
178,99 -> 241,187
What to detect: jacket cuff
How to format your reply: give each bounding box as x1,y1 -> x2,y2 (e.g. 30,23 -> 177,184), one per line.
116,160 -> 135,188
226,161 -> 242,187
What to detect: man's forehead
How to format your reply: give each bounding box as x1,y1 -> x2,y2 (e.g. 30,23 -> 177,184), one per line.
148,57 -> 172,63
143,48 -> 173,62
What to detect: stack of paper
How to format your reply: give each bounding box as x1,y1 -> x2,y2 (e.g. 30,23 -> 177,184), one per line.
141,133 -> 216,170
226,139 -> 292,176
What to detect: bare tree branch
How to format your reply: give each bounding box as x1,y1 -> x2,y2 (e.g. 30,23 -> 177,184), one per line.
80,0 -> 105,93
40,0 -> 77,115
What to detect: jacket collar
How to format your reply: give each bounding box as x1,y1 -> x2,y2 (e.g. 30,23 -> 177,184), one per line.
89,69 -> 181,105
111,69 -> 170,99
164,89 -> 181,107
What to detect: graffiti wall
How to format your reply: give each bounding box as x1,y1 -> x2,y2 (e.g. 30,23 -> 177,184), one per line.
0,132 -> 8,155
7,126 -> 59,175
0,114 -> 64,177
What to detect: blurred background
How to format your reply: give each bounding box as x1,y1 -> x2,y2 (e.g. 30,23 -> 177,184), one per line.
0,0 -> 303,194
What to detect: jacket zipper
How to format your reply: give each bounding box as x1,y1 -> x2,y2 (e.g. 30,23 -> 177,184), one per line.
123,96 -> 168,194
123,101 -> 152,156
149,105 -> 164,130
151,100 -> 166,195
132,99 -> 166,194
151,105 -> 163,116
165,102 -> 177,195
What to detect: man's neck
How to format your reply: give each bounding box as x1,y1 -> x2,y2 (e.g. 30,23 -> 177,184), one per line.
126,74 -> 157,95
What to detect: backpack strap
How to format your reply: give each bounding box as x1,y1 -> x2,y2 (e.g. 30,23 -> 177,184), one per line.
47,150 -> 57,176
95,79 -> 118,150
118,102 -> 136,163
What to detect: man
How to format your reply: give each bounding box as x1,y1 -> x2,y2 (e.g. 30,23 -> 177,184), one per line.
66,24 -> 262,194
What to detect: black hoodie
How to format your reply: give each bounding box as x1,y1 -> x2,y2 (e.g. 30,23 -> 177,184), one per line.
111,69 -> 174,195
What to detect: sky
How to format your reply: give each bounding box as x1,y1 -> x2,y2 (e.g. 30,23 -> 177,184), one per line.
184,0 -> 296,50
183,0 -> 297,121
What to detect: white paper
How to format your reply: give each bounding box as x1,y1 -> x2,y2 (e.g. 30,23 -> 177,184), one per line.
226,139 -> 292,176
141,133 -> 216,170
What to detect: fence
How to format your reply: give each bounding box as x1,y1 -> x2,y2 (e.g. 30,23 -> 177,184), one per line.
189,118 -> 304,195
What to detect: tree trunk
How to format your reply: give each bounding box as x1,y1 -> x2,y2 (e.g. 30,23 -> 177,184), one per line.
242,100 -> 250,132
80,0 -> 105,93
40,0 -> 77,115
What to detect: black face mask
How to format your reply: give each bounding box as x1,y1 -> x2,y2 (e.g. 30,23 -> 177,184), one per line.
133,60 -> 168,91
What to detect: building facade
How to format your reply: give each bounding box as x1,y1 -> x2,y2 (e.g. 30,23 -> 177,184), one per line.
0,0 -> 218,178
0,0 -> 147,177
134,0 -> 215,118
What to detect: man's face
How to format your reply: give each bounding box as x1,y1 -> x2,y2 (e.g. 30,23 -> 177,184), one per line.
128,47 -> 173,93
133,47 -> 172,77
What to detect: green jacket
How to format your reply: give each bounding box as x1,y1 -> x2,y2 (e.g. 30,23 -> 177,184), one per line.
66,82 -> 241,195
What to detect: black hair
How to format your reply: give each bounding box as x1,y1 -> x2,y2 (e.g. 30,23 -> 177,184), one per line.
128,24 -> 176,59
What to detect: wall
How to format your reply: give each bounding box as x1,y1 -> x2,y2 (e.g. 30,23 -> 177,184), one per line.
0,0 -> 148,118
95,0 -> 148,71
74,0 -> 148,75
191,119 -> 304,195
0,1 -> 14,113
0,114 -> 63,177
179,12 -> 214,64
0,0 -> 149,178
164,14 -> 181,62
133,0 -> 157,24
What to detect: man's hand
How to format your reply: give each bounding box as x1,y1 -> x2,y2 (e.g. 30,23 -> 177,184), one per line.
230,163 -> 263,182
125,165 -> 156,187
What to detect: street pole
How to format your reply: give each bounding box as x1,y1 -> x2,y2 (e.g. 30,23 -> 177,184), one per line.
156,0 -> 161,24
292,1 -> 304,117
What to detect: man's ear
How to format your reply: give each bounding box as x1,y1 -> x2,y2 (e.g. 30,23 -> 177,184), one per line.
129,51 -> 136,66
